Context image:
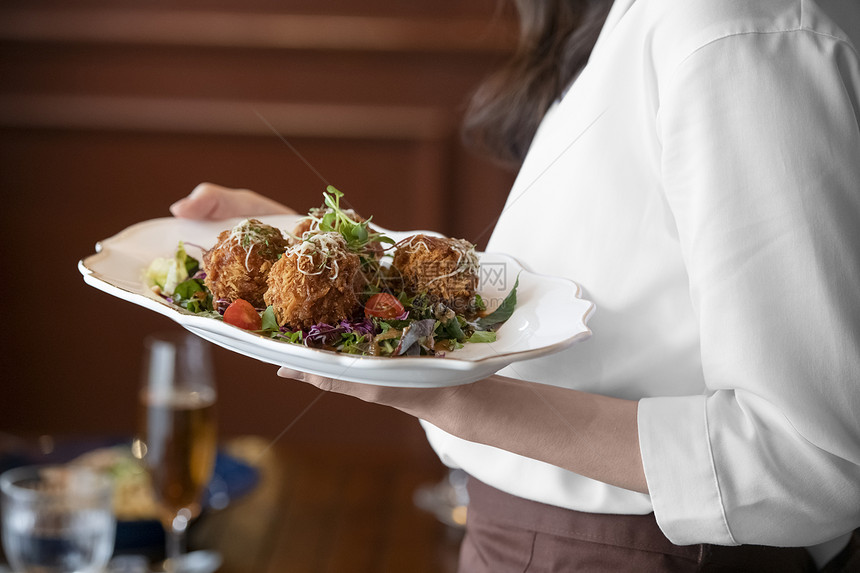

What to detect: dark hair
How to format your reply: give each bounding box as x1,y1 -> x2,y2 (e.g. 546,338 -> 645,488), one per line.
462,0 -> 613,167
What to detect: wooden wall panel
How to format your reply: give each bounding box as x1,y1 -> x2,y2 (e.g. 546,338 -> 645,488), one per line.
0,9 -> 516,53
0,1 -> 517,449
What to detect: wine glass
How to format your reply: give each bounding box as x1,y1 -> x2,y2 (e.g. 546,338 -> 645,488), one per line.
0,464 -> 116,573
135,331 -> 217,571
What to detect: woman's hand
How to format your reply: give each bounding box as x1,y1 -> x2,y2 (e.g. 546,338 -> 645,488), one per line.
277,368 -> 648,494
170,182 -> 297,220
276,367 -> 465,424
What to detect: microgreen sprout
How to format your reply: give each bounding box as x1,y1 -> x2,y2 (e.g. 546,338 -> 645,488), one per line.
319,186 -> 395,253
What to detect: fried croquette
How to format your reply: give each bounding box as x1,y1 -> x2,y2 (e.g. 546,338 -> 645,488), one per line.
203,219 -> 289,308
264,232 -> 363,329
391,234 -> 479,314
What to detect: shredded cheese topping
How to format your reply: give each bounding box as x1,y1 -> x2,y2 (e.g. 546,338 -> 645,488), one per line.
286,232 -> 350,279
226,219 -> 283,271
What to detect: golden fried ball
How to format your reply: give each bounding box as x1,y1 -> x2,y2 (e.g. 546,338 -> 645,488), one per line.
391,234 -> 479,314
203,219 -> 289,308
264,232 -> 363,329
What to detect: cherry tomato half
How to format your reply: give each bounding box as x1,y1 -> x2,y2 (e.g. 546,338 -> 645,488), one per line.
364,293 -> 406,319
223,299 -> 262,330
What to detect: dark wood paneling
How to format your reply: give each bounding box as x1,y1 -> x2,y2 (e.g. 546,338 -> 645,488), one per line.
0,44 -> 503,106
0,9 -> 516,53
0,0 -> 513,19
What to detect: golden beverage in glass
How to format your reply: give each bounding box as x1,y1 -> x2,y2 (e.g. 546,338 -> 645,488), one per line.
137,331 -> 217,569
139,389 -> 217,522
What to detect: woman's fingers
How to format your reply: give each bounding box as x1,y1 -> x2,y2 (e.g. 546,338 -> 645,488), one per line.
277,367 -> 367,395
277,367 -> 338,392
274,366 -> 466,430
277,367 -> 309,382
169,182 -> 224,219
276,367 -> 409,404
170,182 -> 297,220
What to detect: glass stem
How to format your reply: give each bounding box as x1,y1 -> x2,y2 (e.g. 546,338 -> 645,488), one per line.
165,513 -> 190,571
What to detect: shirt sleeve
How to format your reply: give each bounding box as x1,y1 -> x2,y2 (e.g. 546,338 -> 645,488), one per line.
638,28 -> 860,546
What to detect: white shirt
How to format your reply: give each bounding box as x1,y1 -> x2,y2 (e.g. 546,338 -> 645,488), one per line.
421,0 -> 860,554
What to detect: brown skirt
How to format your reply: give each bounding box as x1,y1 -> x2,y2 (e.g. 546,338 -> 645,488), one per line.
458,477 -> 855,573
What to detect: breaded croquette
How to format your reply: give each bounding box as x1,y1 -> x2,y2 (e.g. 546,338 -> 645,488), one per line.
203,219 -> 289,308
264,232 -> 363,329
391,234 -> 479,315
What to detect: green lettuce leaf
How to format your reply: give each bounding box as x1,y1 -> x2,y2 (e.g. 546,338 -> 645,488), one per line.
261,306 -> 280,331
467,330 -> 497,343
476,275 -> 519,330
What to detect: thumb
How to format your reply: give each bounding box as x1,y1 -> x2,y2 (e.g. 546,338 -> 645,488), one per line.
169,183 -> 221,220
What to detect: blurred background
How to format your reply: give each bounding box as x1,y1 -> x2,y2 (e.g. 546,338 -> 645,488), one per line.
0,0 -> 517,570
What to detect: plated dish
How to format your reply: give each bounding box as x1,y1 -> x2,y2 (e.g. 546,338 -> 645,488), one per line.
79,214 -> 594,387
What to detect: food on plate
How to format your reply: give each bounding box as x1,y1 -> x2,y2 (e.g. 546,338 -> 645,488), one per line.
290,206 -> 328,239
364,292 -> 406,319
264,232 -> 363,329
291,206 -> 385,259
145,242 -> 212,313
147,186 -> 518,357
291,206 -> 364,242
223,298 -> 263,330
291,190 -> 390,266
145,242 -> 197,298
71,447 -> 160,521
203,218 -> 290,308
391,234 -> 480,315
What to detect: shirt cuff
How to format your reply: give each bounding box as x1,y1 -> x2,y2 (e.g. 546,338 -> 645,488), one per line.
638,395 -> 736,546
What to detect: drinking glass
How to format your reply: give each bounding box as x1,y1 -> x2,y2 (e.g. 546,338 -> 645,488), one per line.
135,331 -> 217,571
1,464 -> 116,573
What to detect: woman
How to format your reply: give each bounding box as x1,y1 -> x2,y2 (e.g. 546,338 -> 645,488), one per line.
171,0 -> 860,570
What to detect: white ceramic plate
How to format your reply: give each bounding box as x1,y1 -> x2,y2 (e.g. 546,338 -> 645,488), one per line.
79,215 -> 594,387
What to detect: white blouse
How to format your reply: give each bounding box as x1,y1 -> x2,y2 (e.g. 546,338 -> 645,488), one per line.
421,0 -> 860,555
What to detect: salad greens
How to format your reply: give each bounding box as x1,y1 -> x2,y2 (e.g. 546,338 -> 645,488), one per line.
247,278 -> 518,357
145,241 -> 197,296
476,276 -> 519,330
145,243 -> 215,315
315,186 -> 394,253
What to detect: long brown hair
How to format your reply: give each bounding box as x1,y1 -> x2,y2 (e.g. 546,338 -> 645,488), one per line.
462,0 -> 613,167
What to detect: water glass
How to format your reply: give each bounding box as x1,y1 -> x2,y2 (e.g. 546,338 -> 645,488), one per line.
1,464 -> 115,573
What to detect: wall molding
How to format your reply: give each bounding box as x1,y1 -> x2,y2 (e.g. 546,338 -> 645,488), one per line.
0,9 -> 517,54
0,95 -> 454,140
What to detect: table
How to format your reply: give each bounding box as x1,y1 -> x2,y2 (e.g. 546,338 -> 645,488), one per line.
190,437 -> 463,573
0,434 -> 464,573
